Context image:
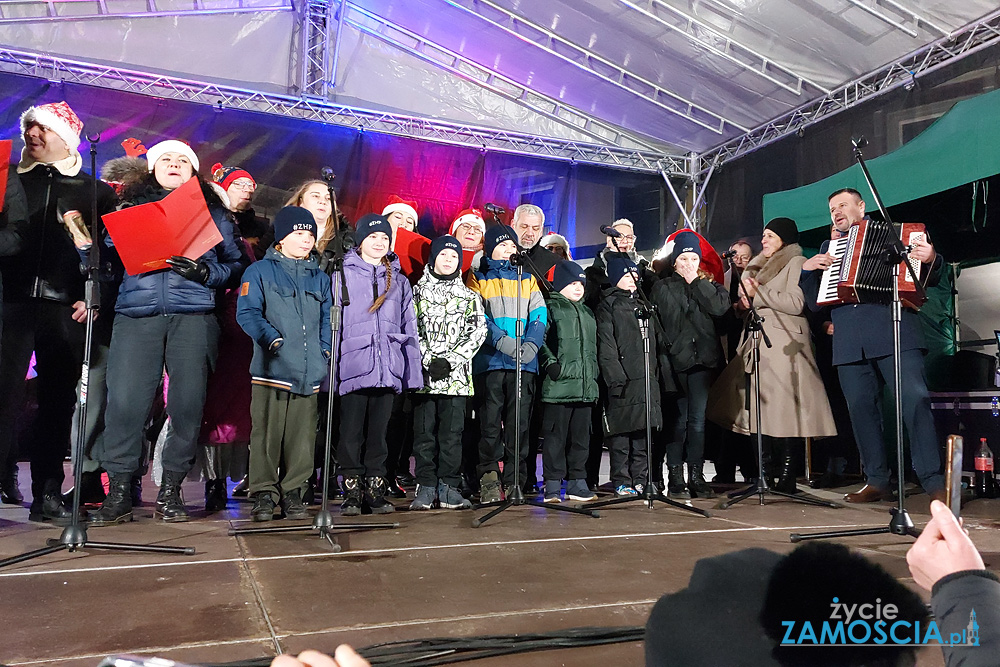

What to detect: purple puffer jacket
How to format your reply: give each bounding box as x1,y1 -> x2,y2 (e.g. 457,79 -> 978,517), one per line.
335,250 -> 423,396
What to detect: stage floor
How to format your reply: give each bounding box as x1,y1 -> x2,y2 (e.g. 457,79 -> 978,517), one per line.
1,461 -> 997,667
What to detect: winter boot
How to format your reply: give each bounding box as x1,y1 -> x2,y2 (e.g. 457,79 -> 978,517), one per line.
250,492 -> 276,522
365,476 -> 396,514
155,470 -> 190,522
774,439 -> 800,494
666,465 -> 690,499
280,488 -> 309,520
205,479 -> 228,512
88,474 -> 134,526
0,465 -> 23,504
28,479 -> 74,524
340,476 -> 363,516
687,462 -> 717,498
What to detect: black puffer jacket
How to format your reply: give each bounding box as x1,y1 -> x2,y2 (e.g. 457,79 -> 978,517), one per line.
650,274 -> 731,373
4,164 -> 117,304
595,286 -> 661,436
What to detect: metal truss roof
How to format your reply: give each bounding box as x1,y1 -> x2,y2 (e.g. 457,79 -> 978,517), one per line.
0,45 -> 683,174
694,6 -> 1000,176
0,0 -> 292,23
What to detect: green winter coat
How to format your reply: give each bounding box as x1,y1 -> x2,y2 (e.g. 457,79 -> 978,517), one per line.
539,292 -> 599,404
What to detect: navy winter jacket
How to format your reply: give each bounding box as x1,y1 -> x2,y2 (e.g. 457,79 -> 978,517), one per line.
236,247 -> 333,395
111,185 -> 245,317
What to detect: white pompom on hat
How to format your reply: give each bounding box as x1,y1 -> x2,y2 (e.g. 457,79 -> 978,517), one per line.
145,140 -> 200,172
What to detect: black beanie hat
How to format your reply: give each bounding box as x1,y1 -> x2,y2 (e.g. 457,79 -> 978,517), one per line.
606,252 -> 636,287
552,260 -> 586,293
669,230 -> 702,266
273,206 -> 317,244
764,217 -> 799,245
430,234 -> 462,268
484,225 -> 515,259
354,213 -> 393,247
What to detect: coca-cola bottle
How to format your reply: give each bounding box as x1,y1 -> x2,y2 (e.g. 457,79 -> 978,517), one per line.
974,437 -> 996,499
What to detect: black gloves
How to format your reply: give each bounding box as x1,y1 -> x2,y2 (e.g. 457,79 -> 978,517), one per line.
166,256 -> 210,284
427,357 -> 452,382
545,361 -> 561,381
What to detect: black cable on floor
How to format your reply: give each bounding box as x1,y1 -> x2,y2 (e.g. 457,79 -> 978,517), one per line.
204,625 -> 645,667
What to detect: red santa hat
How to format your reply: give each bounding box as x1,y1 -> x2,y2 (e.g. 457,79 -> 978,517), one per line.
211,163 -> 255,191
381,195 -> 418,223
450,208 -> 486,235
20,101 -> 83,152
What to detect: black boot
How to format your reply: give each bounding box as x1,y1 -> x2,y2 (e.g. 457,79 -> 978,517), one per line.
29,480 -> 75,524
205,479 -> 227,512
666,465 -> 690,499
250,492 -> 275,522
365,476 -> 396,514
64,470 -> 106,506
687,462 -> 716,499
281,488 -> 309,520
774,439 -> 799,494
1,465 -> 24,504
341,476 -> 363,516
155,470 -> 189,522
89,474 -> 134,526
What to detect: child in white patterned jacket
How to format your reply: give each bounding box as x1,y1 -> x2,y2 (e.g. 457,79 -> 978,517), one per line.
409,235 -> 487,510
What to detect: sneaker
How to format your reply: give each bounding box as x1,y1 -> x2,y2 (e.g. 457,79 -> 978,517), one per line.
615,484 -> 638,497
409,484 -> 437,510
437,482 -> 472,509
479,471 -> 502,504
565,479 -> 596,502
543,479 -> 562,503
280,488 -> 309,520
634,483 -> 645,495
251,492 -> 276,522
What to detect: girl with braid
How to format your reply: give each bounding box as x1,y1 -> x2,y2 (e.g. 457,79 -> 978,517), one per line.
335,214 -> 422,515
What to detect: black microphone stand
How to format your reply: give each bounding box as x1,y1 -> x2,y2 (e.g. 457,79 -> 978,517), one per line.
792,137 -> 928,541
719,256 -> 840,510
0,133 -> 195,568
473,209 -> 598,526
587,234 -> 709,517
229,169 -> 397,549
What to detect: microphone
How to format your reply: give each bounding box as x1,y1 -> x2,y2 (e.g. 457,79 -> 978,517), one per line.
320,167 -> 335,182
721,249 -> 737,259
600,225 -> 622,238
484,203 -> 505,215
851,136 -> 868,149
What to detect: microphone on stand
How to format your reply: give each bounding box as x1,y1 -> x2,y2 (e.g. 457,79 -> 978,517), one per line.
600,225 -> 622,238
484,203 -> 505,216
721,249 -> 738,259
320,166 -> 335,182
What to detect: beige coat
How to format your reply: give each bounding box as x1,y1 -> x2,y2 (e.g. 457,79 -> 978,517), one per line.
706,244 -> 836,438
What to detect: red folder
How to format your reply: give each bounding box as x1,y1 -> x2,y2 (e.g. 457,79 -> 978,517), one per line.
462,249 -> 477,272
394,226 -> 431,282
102,177 -> 222,275
0,140 -> 11,210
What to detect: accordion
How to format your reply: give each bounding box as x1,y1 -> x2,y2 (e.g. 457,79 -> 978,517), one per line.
816,219 -> 928,309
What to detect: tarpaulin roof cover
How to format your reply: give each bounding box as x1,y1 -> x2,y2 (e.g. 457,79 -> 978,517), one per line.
761,86 -> 1000,232
0,0 -> 997,154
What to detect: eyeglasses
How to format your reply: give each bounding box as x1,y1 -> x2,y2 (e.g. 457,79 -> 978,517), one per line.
619,235 -> 636,242
231,180 -> 256,192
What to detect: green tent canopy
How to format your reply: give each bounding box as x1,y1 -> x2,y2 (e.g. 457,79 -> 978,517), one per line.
762,87 -> 1000,232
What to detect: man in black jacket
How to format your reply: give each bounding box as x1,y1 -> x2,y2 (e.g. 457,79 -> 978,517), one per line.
800,187 -> 944,504
510,204 -> 559,292
0,102 -> 118,523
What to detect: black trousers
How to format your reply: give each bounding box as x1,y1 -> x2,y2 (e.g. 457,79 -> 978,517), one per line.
541,402 -> 591,482
102,313 -> 219,476
412,394 -> 466,487
474,370 -> 535,488
608,430 -> 648,488
666,367 -> 713,466
385,392 -> 414,480
0,301 -> 85,498
338,389 -> 394,478
248,386 -> 318,500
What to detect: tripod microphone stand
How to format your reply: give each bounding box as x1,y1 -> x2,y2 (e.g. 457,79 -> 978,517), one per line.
229,169 -> 397,549
473,214 -> 598,527
791,137 -> 928,542
719,267 -> 840,510
0,133 -> 195,569
588,246 -> 709,517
